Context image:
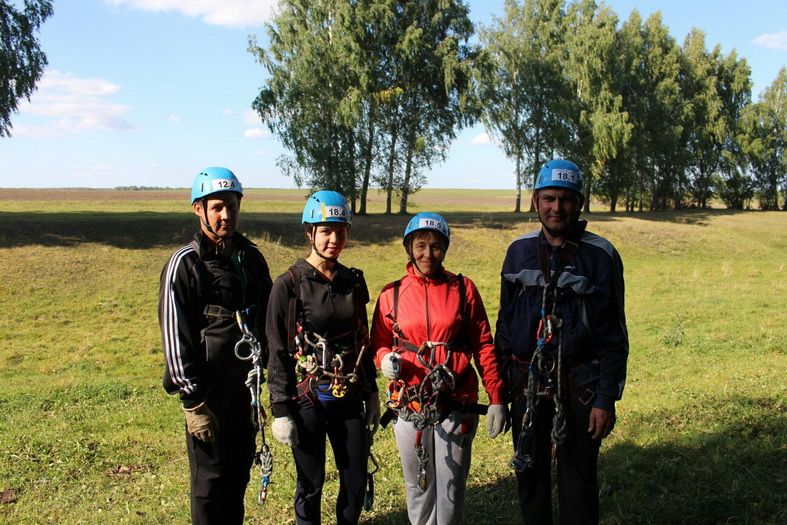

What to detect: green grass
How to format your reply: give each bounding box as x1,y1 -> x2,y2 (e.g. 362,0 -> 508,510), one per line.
0,189 -> 784,524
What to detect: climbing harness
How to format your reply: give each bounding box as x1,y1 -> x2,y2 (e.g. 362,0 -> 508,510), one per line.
385,341 -> 458,491
234,308 -> 273,505
508,286 -> 566,471
381,275 -> 487,491
294,331 -> 369,400
509,227 -> 586,472
286,266 -> 370,403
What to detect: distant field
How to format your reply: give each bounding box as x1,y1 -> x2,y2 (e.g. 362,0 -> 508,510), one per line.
0,189 -> 784,524
0,187 -> 523,213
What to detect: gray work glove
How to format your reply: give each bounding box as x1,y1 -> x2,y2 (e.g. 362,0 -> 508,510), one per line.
380,352 -> 400,379
184,402 -> 219,442
486,403 -> 508,439
365,391 -> 381,433
271,416 -> 299,447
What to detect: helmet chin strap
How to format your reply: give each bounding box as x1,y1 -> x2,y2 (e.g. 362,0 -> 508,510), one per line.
406,238 -> 444,278
200,198 -> 233,250
309,225 -> 338,262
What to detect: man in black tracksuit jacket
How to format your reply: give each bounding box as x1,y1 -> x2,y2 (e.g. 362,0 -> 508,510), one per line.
159,167 -> 272,524
496,159 -> 628,525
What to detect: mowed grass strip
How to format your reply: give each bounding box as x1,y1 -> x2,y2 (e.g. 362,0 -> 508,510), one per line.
0,189 -> 784,524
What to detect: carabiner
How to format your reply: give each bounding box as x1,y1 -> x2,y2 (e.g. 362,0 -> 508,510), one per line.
234,334 -> 255,360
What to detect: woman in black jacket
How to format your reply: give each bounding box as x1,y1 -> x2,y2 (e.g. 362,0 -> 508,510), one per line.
266,190 -> 379,525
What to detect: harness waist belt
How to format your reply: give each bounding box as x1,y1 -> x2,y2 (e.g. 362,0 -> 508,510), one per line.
204,304 -> 236,319
379,399 -> 488,429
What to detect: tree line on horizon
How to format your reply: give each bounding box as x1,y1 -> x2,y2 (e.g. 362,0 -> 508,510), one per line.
250,0 -> 785,214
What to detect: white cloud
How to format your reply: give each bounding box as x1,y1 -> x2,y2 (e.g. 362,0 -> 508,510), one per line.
14,70 -> 134,138
471,133 -> 493,145
105,0 -> 277,27
243,108 -> 261,125
168,114 -> 182,123
244,128 -> 271,139
753,30 -> 787,50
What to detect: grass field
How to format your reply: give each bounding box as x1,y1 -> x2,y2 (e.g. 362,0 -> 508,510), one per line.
0,188 -> 785,524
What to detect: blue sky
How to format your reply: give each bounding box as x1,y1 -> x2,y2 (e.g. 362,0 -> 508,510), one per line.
1,0 -> 785,189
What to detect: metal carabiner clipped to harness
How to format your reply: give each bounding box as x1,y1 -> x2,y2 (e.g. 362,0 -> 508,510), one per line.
233,308 -> 273,506
234,310 -> 261,361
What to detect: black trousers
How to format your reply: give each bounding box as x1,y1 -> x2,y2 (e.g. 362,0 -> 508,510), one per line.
510,394 -> 601,525
291,395 -> 369,525
186,384 -> 256,525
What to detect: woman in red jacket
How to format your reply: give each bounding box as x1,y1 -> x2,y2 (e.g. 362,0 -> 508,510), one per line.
370,212 -> 508,525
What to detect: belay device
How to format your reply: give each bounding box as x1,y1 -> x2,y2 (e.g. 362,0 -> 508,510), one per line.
234,308 -> 273,505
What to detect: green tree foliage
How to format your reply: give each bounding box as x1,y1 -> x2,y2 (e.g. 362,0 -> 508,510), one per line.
476,0 -> 571,212
251,0 -> 476,214
564,0 -> 631,212
250,1 -> 361,206
714,50 -> 753,209
741,67 -> 786,210
249,0 -> 779,213
0,0 -> 53,137
679,30 -> 725,209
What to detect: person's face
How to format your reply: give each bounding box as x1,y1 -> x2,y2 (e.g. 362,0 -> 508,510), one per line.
410,231 -> 445,276
534,188 -> 581,237
308,223 -> 348,259
193,192 -> 240,240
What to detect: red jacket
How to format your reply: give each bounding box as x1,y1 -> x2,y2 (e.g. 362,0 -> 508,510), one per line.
371,263 -> 504,405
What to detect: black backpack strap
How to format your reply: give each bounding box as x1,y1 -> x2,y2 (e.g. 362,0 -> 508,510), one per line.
392,279 -> 401,321
348,267 -> 369,335
186,240 -> 210,300
285,266 -> 300,354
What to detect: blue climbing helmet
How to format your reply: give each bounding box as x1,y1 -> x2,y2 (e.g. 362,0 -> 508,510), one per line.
302,190 -> 352,226
403,212 -> 451,249
191,167 -> 243,203
534,159 -> 583,194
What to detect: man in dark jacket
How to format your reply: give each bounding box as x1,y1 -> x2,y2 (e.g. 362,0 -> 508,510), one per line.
496,159 -> 628,525
159,167 -> 272,524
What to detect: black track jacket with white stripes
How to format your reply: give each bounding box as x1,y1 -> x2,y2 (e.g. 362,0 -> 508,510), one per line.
159,231 -> 272,408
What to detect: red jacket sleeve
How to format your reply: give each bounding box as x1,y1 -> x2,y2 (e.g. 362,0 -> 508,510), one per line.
463,276 -> 505,405
370,282 -> 396,367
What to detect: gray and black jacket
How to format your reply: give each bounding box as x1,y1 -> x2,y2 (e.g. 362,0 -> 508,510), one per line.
495,224 -> 628,411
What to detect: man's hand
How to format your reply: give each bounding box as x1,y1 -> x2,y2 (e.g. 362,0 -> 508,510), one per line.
588,407 -> 615,440
184,402 -> 219,442
486,403 -> 508,439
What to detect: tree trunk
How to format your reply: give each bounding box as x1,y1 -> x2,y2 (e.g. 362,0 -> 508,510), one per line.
514,151 -> 522,213
384,123 -> 398,215
530,130 -> 541,213
358,111 -> 375,216
584,176 -> 592,213
399,133 -> 415,215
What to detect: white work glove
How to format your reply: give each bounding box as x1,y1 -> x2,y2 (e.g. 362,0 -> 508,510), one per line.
271,416 -> 299,447
380,352 -> 401,379
183,402 -> 219,442
365,391 -> 381,433
486,403 -> 508,439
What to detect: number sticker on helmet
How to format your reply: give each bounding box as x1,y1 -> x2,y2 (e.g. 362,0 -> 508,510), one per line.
418,218 -> 443,231
551,169 -> 578,183
321,204 -> 347,221
209,178 -> 238,191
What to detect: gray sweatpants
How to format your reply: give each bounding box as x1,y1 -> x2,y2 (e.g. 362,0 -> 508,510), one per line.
392,411 -> 479,525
